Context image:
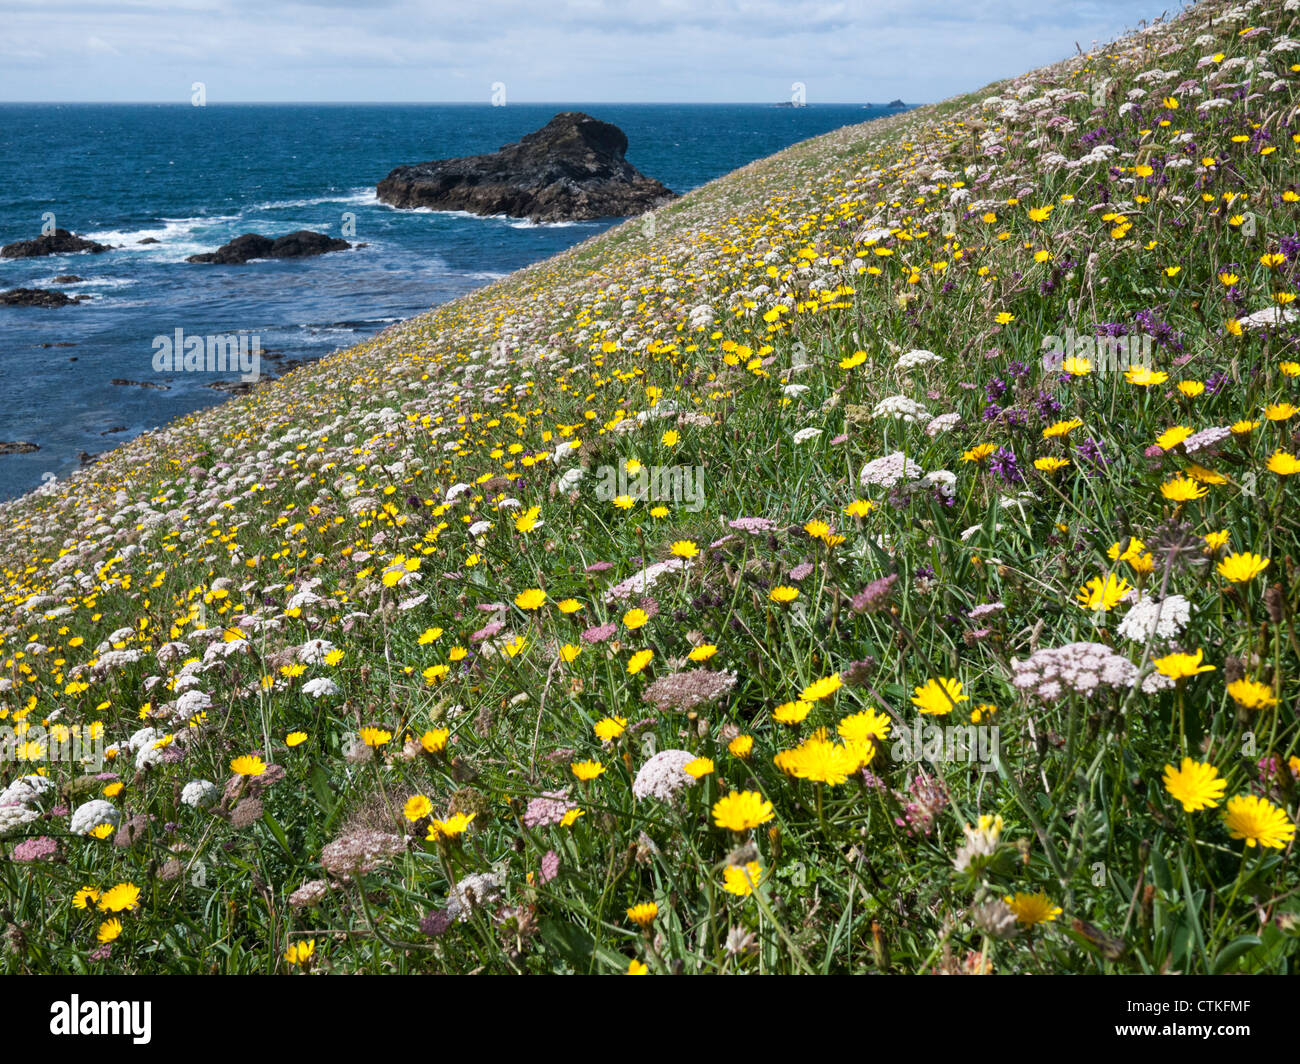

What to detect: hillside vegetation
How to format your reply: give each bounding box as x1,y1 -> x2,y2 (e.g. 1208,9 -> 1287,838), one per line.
2,0 -> 1300,974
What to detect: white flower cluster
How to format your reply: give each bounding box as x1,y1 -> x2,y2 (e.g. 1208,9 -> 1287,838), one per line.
895,349 -> 943,371
181,780 -> 219,809
302,677 -> 341,699
1116,593 -> 1192,643
632,749 -> 700,802
859,451 -> 923,489
70,799 -> 122,836
1010,642 -> 1141,702
447,870 -> 505,923
872,395 -> 931,423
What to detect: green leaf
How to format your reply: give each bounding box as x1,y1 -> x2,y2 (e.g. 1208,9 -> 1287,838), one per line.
1212,934 -> 1262,974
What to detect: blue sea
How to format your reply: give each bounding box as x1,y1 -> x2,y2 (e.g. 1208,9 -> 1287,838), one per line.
0,103 -> 900,500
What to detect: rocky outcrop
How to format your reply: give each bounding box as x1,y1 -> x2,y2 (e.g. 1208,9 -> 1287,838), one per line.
1,229 -> 110,258
0,441 -> 39,455
1,288 -> 84,307
186,230 -> 351,265
377,112 -> 676,223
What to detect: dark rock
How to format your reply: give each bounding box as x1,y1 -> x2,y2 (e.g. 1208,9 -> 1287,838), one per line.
52,274 -> 84,283
78,450 -> 102,466
0,441 -> 39,455
101,425 -> 127,435
138,237 -> 161,245
377,111 -> 677,223
1,288 -> 80,307
205,379 -> 258,394
38,341 -> 77,348
110,379 -> 171,390
186,230 -> 350,264
887,99 -> 906,108
1,228 -> 110,258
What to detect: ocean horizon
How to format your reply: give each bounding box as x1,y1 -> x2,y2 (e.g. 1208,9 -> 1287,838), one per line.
0,102 -> 903,500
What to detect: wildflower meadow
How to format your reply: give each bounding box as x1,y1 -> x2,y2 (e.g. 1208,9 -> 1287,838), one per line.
4,0 -> 1300,977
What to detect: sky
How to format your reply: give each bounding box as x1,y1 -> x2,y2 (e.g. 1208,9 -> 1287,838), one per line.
0,0 -> 1178,104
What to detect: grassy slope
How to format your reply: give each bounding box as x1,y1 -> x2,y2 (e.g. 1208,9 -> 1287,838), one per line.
2,0 -> 1299,974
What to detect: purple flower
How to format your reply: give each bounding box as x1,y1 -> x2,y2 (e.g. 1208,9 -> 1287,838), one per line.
990,448 -> 1024,484
11,836 -> 59,862
581,622 -> 617,644
420,909 -> 453,937
538,850 -> 560,885
851,573 -> 898,614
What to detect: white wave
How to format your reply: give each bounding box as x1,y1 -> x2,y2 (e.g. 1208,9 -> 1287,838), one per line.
252,188 -> 377,211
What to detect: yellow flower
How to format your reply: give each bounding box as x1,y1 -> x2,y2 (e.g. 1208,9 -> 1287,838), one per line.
1231,419 -> 1259,435
420,728 -> 449,754
800,673 -> 843,702
962,443 -> 997,463
514,506 -> 541,532
403,794 -> 433,822
97,882 -> 141,913
1034,457 -> 1069,474
428,813 -> 475,839
622,607 -> 650,629
1266,451 -> 1300,476
73,886 -> 100,910
728,734 -> 754,758
1203,529 -> 1229,553
1160,476 -> 1207,502
627,648 -> 654,674
285,731 -> 308,747
593,716 -> 628,741
688,644 -> 718,662
1217,552 -> 1269,584
670,540 -> 699,558
627,959 -> 649,975
773,699 -> 813,724
96,918 -> 123,945
837,708 -> 892,743
514,588 -> 546,610
911,677 -> 969,716
1061,356 -> 1093,376
1004,891 -> 1062,926
626,901 -> 658,927
358,726 -> 392,747
722,861 -> 765,897
1125,366 -> 1168,387
768,585 -> 799,603
683,757 -> 714,779
1222,794 -> 1296,849
571,760 -> 605,781
1153,649 -> 1215,681
1226,678 -> 1277,711
1076,574 -> 1132,611
230,754 -> 267,776
560,643 -> 582,663
557,598 -> 584,614
1264,402 -> 1298,422
285,939 -> 315,965
844,498 -> 874,518
1155,426 -> 1191,450
1163,758 -> 1226,812
712,790 -> 776,832
1042,418 -> 1082,439
661,430 -> 679,446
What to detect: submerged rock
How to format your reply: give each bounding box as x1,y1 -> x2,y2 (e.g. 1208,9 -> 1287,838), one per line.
187,230 -> 351,265
377,111 -> 677,223
0,441 -> 39,455
1,228 -> 110,258
1,288 -> 84,307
